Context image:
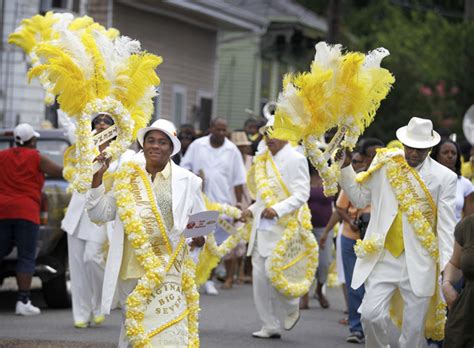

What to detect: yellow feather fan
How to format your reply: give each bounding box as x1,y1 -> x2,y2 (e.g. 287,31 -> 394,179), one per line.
8,12 -> 58,54
272,42 -> 395,197
10,12 -> 162,193
272,42 -> 395,144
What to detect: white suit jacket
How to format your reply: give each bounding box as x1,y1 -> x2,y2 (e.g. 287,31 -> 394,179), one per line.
339,155 -> 457,297
61,191 -> 106,243
247,144 -> 310,257
61,150 -> 135,243
86,161 -> 206,314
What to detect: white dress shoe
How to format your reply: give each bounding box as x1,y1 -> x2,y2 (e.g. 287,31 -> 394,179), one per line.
284,309 -> 300,330
204,280 -> 219,295
252,328 -> 281,339
15,300 -> 41,316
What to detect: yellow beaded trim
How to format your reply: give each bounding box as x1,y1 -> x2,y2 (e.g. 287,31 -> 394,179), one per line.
133,162 -> 173,256
254,151 -> 318,298
148,309 -> 190,339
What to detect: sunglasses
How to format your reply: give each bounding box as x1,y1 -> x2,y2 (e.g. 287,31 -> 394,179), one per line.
92,117 -> 114,126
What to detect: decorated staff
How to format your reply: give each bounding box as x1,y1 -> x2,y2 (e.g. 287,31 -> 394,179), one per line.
241,116 -> 318,339
194,196 -> 251,287
9,12 -> 162,193
271,42 -> 395,196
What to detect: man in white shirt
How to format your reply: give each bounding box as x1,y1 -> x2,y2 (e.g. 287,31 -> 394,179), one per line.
181,117 -> 246,294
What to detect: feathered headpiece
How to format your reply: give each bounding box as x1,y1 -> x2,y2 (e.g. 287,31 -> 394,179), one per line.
9,12 -> 162,192
271,42 -> 395,196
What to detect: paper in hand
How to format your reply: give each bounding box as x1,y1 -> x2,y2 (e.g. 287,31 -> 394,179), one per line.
184,211 -> 219,238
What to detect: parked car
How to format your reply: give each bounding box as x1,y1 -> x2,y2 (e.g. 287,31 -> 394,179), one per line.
0,128 -> 72,308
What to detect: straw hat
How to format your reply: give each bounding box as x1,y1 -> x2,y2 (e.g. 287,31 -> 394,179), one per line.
231,131 -> 251,146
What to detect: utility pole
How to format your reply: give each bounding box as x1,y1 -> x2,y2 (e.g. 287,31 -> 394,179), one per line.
327,0 -> 342,43
465,0 -> 474,21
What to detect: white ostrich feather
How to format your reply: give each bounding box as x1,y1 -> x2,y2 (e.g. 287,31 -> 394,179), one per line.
56,30 -> 93,79
52,13 -> 74,32
57,109 -> 77,143
92,29 -> 117,82
363,47 -> 390,68
114,36 -> 141,58
277,83 -> 310,125
314,41 -> 343,70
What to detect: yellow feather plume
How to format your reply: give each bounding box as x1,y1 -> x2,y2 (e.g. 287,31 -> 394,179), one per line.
114,53 -> 163,137
273,42 -> 395,143
8,11 -> 58,54
80,30 -> 110,99
29,43 -> 92,116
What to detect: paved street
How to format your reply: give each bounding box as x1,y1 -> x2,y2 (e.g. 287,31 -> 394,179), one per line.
0,278 -> 356,347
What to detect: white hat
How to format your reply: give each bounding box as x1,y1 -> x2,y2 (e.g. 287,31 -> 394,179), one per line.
259,115 -> 274,135
396,117 -> 441,149
14,123 -> 40,145
137,119 -> 181,156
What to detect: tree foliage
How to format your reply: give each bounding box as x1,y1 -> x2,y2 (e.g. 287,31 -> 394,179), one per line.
299,0 -> 473,142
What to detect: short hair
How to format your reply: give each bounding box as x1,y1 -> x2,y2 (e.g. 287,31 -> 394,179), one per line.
210,117 -> 227,128
244,117 -> 258,128
360,138 -> 385,156
431,139 -> 461,176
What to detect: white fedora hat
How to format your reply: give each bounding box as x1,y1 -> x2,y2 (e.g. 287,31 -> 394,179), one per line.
137,119 -> 181,156
396,117 -> 441,149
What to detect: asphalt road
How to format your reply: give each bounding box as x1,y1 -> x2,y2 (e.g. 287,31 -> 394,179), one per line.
0,278 -> 356,347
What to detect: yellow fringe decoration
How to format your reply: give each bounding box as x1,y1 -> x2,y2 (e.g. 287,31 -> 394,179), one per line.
8,11 -> 58,54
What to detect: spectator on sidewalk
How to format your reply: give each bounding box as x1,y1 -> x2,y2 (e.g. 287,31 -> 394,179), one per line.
0,123 -> 63,316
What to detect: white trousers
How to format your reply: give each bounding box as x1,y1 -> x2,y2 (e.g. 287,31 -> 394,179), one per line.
252,237 -> 299,333
359,250 -> 430,348
67,234 -> 105,323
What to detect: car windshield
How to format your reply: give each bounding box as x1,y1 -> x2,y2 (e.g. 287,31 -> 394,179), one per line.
37,139 -> 69,166
0,138 -> 69,166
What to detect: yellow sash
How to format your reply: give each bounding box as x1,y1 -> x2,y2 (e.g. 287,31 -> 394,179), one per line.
127,165 -> 189,347
384,156 -> 445,341
254,151 -> 318,298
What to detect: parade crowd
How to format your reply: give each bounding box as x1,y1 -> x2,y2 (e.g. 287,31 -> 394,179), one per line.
1,11 -> 473,348
1,113 -> 473,348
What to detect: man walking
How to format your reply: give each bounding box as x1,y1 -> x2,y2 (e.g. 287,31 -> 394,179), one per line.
338,117 -> 457,347
241,116 -> 310,338
181,117 -> 246,294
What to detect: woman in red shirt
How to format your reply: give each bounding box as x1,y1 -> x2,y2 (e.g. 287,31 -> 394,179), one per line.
0,123 -> 62,316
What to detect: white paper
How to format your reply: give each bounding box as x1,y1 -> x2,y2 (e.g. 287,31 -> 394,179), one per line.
184,211 -> 219,238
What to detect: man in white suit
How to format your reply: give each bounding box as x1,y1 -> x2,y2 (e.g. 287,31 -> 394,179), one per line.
338,117 -> 457,348
241,116 -> 310,339
87,119 -> 206,347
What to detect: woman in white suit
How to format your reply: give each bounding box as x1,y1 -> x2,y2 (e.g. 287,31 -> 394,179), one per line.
61,113 -> 116,328
338,117 -> 457,348
87,119 -> 205,347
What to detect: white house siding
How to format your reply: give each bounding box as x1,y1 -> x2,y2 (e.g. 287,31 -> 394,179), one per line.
113,2 -> 217,128
1,0 -> 46,128
217,32 -> 261,130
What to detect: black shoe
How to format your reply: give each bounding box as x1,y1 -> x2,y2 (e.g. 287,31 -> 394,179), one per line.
346,332 -> 365,344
